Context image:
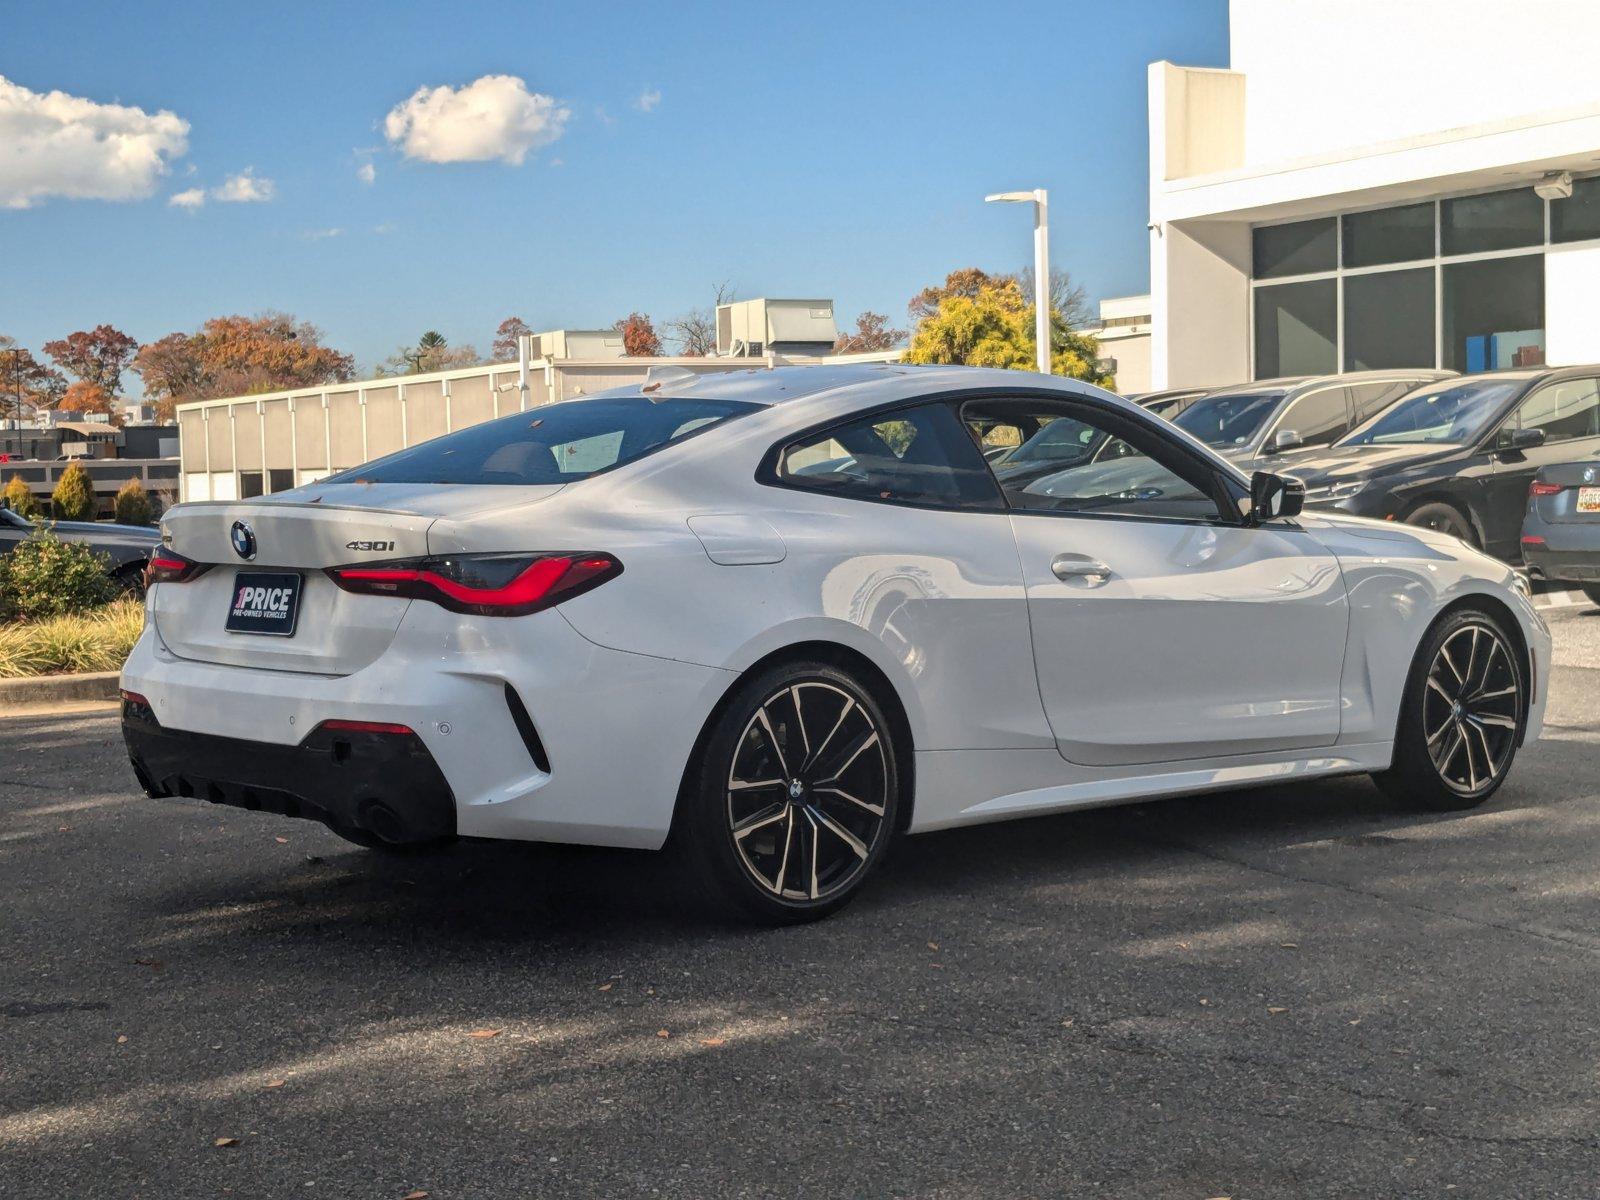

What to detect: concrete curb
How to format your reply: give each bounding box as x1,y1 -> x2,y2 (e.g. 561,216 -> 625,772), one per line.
0,671 -> 121,715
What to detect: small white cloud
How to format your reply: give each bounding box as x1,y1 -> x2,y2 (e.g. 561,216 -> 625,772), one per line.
168,187 -> 205,209
373,221 -> 397,235
0,74 -> 189,209
384,74 -> 569,165
356,161 -> 376,184
302,227 -> 342,240
212,168 -> 274,202
634,88 -> 661,113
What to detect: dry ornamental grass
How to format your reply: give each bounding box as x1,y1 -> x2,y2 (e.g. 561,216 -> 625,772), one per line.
0,601 -> 145,678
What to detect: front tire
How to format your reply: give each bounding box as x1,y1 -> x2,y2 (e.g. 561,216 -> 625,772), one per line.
1404,501 -> 1477,547
1374,607 -> 1525,811
673,661 -> 902,925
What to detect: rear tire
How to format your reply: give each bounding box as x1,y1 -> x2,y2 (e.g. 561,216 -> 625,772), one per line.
1374,607 -> 1525,812
1582,585 -> 1600,607
1403,501 -> 1477,547
672,660 -> 902,925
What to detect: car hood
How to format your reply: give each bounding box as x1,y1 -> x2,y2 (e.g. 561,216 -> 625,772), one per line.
1273,442 -> 1463,487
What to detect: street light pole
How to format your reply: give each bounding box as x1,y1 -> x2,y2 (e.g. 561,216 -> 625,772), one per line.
985,188 -> 1051,374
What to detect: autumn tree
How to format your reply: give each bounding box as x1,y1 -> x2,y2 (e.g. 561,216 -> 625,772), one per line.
113,477 -> 154,525
834,311 -> 906,354
133,313 -> 356,416
43,324 -> 139,399
665,282 -> 736,357
614,313 -> 662,357
905,269 -> 1111,387
62,381 -> 116,422
380,331 -> 482,376
1017,266 -> 1094,331
0,338 -> 68,418
492,316 -> 533,361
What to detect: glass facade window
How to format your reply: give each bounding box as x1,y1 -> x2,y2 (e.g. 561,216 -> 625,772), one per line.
1550,175 -> 1600,243
1343,268 -> 1436,371
1342,202 -> 1434,267
1442,256 -> 1545,373
1254,279 -> 1337,378
1441,188 -> 1544,255
1252,218 -> 1337,279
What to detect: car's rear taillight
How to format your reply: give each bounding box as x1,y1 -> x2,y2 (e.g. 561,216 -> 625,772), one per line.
325,553 -> 622,617
316,719 -> 416,736
1529,480 -> 1564,497
145,550 -> 209,586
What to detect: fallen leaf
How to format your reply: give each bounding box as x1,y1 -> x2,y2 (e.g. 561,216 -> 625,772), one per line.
1060,1018 -> 1074,1027
656,1029 -> 671,1039
699,1037 -> 726,1047
132,958 -> 165,972
57,825 -> 72,832
1198,998 -> 1210,1006
1279,942 -> 1299,949
214,1136 -> 239,1148
927,941 -> 940,951
1267,1007 -> 1289,1015
274,837 -> 289,844
929,962 -> 943,969
264,1079 -> 287,1089
402,1192 -> 430,1200
1177,941 -> 1191,950
116,1035 -> 128,1044
597,983 -> 613,992
467,1029 -> 502,1039
1349,1018 -> 1362,1026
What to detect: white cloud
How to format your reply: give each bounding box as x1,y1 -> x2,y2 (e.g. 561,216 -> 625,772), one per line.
212,168 -> 274,202
168,187 -> 205,209
356,161 -> 376,184
634,88 -> 661,113
0,74 -> 189,209
384,74 -> 569,164
302,227 -> 342,240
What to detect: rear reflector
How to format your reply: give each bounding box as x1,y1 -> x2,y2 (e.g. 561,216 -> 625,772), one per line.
120,690 -> 150,706
145,550 -> 209,586
1522,535 -> 1547,545
1530,481 -> 1564,497
317,719 -> 416,736
326,552 -> 622,617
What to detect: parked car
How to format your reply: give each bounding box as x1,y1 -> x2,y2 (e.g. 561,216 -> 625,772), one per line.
1171,370 -> 1452,470
0,504 -> 161,591
1521,459 -> 1600,603
1132,387 -> 1211,419
122,364 -> 1547,924
1288,368 -> 1600,563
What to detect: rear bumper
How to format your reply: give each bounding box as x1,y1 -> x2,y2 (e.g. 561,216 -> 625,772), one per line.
119,603 -> 736,850
1521,541 -> 1600,584
123,699 -> 456,842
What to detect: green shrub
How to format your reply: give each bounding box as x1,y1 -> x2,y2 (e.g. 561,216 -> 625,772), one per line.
0,600 -> 144,678
51,461 -> 96,522
0,527 -> 117,620
3,474 -> 39,519
113,477 -> 153,526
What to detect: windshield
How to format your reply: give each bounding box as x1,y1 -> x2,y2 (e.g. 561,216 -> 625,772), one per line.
1003,416 -> 1102,463
326,395 -> 758,486
1173,390 -> 1286,449
1340,378 -> 1524,446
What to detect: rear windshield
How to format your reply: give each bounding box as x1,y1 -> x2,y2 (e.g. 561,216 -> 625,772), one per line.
327,396 -> 759,486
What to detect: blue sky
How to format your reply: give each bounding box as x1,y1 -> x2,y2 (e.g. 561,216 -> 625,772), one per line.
3,0 -> 1227,380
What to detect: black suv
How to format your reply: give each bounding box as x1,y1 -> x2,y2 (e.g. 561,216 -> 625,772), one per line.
1287,367 -> 1600,563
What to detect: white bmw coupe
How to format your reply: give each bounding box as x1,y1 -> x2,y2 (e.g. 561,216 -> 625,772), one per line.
122,365 -> 1549,922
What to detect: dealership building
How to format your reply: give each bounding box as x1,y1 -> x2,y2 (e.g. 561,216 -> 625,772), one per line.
1148,0 -> 1600,390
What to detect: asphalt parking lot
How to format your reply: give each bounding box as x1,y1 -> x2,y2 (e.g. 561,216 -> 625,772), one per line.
3,606 -> 1599,1199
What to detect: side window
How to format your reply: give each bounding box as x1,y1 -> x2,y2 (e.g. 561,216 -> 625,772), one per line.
963,399 -> 1226,523
1511,379 -> 1600,444
776,402 -> 1003,510
1348,380 -> 1416,423
1274,386 -> 1350,449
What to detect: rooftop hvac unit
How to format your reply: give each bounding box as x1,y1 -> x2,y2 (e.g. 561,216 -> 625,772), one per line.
715,298 -> 838,356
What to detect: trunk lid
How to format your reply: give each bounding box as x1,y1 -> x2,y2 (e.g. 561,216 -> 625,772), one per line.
1532,462 -> 1600,525
153,484 -> 564,675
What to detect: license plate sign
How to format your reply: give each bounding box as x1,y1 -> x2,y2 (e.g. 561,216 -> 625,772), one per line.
1578,486 -> 1600,514
225,572 -> 302,636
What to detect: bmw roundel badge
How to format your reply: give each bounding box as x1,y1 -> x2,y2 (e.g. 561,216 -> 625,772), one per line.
230,520 -> 257,561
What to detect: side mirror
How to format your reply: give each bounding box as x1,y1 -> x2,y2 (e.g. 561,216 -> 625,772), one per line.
1499,427 -> 1546,453
1270,428 -> 1303,453
1249,471 -> 1305,525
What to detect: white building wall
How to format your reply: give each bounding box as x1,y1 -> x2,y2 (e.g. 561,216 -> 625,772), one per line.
1230,0 -> 1600,166
1545,244 -> 1600,367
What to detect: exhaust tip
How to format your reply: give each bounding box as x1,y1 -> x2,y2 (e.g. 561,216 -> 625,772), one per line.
358,799 -> 408,845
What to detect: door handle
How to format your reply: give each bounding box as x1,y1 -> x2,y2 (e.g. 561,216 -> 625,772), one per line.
1051,554 -> 1112,583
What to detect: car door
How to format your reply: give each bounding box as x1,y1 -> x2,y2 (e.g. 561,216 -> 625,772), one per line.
963,396 -> 1350,768
1483,377 -> 1600,558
